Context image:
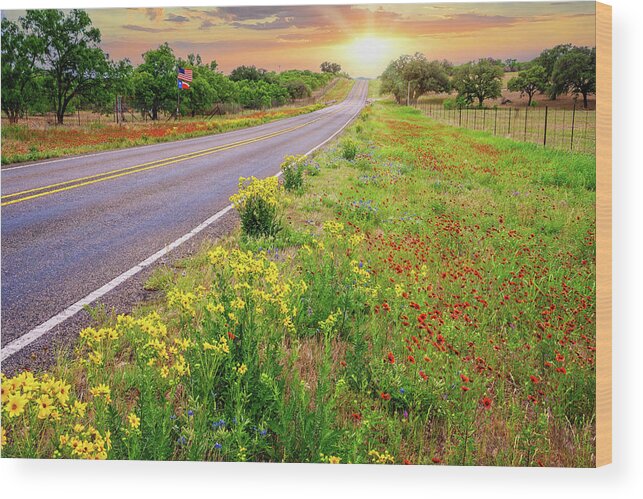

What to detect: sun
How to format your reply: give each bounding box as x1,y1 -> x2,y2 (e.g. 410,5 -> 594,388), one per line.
345,35 -> 399,75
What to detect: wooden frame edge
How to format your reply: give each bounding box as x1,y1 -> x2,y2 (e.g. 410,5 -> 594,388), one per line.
595,1 -> 612,467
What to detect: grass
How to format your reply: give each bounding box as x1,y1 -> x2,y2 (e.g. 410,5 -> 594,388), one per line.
367,79 -> 381,99
415,102 -> 595,154
1,101 -> 596,466
322,78 -> 355,103
1,104 -> 326,166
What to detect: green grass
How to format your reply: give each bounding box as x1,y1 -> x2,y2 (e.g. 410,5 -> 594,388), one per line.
1,101 -> 596,466
322,78 -> 355,103
367,79 -> 381,99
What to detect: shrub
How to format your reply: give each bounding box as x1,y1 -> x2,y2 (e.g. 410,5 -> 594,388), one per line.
280,155 -> 305,191
230,176 -> 282,237
340,139 -> 357,161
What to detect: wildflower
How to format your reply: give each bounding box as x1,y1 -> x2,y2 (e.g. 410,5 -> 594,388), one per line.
386,352 -> 395,364
214,442 -> 222,450
36,394 -> 55,420
556,367 -> 567,374
432,457 -> 442,464
237,364 -> 248,376
399,388 -> 405,394
380,392 -> 391,401
187,410 -> 194,417
90,384 -> 112,403
1,427 -> 6,447
530,375 -> 540,384
5,393 -> 28,417
351,413 -> 362,423
328,456 -> 341,464
461,386 -> 470,392
481,397 -> 493,409
460,374 -> 470,383
127,413 -> 141,429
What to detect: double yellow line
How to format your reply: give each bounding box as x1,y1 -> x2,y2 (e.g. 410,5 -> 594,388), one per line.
2,109 -> 337,207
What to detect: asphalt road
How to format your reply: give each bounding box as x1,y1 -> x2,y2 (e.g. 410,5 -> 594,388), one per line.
1,79 -> 368,362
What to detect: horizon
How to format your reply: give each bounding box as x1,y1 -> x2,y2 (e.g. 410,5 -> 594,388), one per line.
2,2 -> 596,78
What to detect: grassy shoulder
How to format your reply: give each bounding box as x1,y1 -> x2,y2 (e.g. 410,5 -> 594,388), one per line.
1,102 -> 596,466
1,104 -> 327,166
321,78 -> 354,103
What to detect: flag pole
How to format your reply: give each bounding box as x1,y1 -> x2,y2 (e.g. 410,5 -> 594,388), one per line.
177,79 -> 180,121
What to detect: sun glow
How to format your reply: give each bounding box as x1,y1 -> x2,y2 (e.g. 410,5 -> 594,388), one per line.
343,36 -> 400,76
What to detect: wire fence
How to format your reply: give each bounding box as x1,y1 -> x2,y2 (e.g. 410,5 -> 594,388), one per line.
413,102 -> 596,155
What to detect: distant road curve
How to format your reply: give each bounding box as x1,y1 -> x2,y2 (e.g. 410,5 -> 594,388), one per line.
1,79 -> 368,361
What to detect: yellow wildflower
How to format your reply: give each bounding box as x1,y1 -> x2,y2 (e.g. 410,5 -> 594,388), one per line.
5,392 -> 28,417
36,394 -> 55,420
127,413 -> 141,430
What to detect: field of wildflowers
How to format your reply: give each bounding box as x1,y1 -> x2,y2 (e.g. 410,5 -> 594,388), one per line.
1,101 -> 596,466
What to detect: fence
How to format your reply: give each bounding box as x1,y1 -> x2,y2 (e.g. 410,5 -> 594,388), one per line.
413,102 -> 596,155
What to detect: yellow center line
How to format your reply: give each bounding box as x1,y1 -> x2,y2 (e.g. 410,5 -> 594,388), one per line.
1,107 -> 340,207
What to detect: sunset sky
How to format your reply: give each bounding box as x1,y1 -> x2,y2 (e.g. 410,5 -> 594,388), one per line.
3,2 -> 596,78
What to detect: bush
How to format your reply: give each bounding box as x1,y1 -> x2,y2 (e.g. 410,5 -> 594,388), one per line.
230,176 -> 282,237
340,139 -> 357,161
280,155 -> 305,191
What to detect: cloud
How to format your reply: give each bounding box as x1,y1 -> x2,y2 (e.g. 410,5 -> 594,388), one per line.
165,14 -> 189,24
122,24 -> 174,33
144,8 -> 164,21
200,19 -> 216,30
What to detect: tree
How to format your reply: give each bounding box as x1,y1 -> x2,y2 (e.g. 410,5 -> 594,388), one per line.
380,53 -> 450,105
320,61 -> 341,74
22,9 -> 113,124
533,44 -> 573,99
1,18 -> 42,123
452,59 -> 504,107
132,43 -> 177,120
507,64 -> 547,106
504,58 -> 519,72
229,65 -> 273,82
551,47 -> 595,109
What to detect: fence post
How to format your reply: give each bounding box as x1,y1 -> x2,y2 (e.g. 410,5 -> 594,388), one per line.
483,108 -> 486,131
523,106 -> 528,141
570,101 -> 576,151
494,108 -> 497,135
508,108 -> 512,136
459,107 -> 462,127
543,106 -> 548,147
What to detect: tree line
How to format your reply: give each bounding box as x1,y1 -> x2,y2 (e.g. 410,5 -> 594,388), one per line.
1,10 -> 343,124
380,44 -> 596,109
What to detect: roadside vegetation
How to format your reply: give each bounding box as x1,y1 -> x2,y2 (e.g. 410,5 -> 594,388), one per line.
1,104 -> 324,165
1,101 -> 596,466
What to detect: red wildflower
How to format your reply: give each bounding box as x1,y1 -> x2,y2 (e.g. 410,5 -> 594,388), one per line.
530,375 -> 540,384
340,361 -> 347,367
419,370 -> 428,381
381,392 -> 391,401
227,332 -> 236,340
407,355 -> 416,364
431,457 -> 442,464
460,374 -> 470,383
351,413 -> 362,423
556,367 -> 567,374
386,352 -> 395,364
461,385 -> 470,392
481,397 -> 492,409
556,353 -> 565,362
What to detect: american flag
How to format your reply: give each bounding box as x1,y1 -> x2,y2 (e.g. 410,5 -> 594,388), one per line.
178,67 -> 193,82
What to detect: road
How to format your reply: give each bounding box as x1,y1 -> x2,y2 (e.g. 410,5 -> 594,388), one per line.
1,80 -> 368,363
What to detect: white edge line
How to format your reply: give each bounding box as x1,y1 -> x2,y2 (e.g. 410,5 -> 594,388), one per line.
0,84 -> 366,362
